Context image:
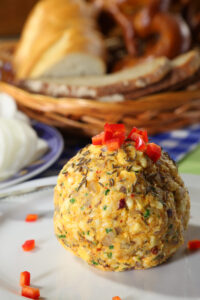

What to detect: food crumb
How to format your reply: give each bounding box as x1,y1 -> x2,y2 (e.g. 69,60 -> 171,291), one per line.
187,240 -> 200,251
25,214 -> 38,222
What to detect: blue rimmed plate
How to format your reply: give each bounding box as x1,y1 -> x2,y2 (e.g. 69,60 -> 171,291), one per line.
0,121 -> 64,190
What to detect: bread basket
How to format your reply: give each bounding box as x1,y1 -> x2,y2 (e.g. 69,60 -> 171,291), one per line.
0,41 -> 200,136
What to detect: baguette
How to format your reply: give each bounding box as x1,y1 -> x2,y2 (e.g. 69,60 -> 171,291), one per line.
13,0 -> 106,79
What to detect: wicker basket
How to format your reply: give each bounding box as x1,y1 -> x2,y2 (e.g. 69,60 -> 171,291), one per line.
0,41 -> 200,136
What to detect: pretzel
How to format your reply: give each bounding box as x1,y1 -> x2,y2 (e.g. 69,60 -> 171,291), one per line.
94,0 -> 170,56
94,0 -> 191,70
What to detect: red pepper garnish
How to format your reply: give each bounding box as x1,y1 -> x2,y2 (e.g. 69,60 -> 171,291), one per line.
21,286 -> 40,299
104,123 -> 125,146
130,133 -> 146,151
22,240 -> 35,252
20,271 -> 30,287
106,138 -> 121,151
103,130 -> 113,143
128,127 -> 148,151
145,143 -> 161,162
104,123 -> 125,133
127,127 -> 148,143
140,130 -> 148,143
112,297 -> 122,300
25,214 -> 38,222
92,123 -> 125,150
92,131 -> 105,145
187,240 -> 200,251
91,124 -> 162,162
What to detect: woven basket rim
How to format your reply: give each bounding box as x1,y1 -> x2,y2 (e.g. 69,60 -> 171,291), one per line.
0,40 -> 200,136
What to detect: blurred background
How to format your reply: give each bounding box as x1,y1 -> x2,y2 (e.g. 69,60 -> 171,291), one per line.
0,0 -> 199,179
0,0 -> 37,36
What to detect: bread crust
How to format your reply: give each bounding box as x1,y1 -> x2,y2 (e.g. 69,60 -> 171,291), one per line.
13,0 -> 106,79
20,50 -> 200,100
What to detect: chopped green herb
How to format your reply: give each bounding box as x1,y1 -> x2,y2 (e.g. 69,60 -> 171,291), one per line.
109,245 -> 114,249
87,231 -> 90,235
92,260 -> 99,265
107,252 -> 112,259
105,228 -> 113,234
75,187 -> 79,192
70,198 -> 76,204
105,189 -> 110,195
82,231 -> 85,235
85,193 -> 89,196
57,234 -> 66,239
103,205 -> 107,210
106,172 -> 112,175
169,224 -> 173,229
144,209 -> 150,218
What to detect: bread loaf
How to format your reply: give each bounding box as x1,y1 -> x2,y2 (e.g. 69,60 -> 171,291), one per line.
13,0 -> 106,79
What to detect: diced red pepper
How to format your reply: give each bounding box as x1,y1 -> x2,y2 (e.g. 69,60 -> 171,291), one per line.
103,130 -> 113,143
116,132 -> 125,145
21,286 -> 40,299
104,123 -> 125,133
127,127 -> 148,151
130,133 -> 146,151
112,297 -> 122,300
20,271 -> 30,287
22,240 -> 35,252
25,214 -> 38,222
106,138 -> 121,151
128,127 -> 148,140
128,127 -> 148,142
92,123 -> 125,150
127,127 -> 138,139
92,124 -> 149,152
187,240 -> 200,251
92,131 -> 104,145
145,143 -> 161,162
104,123 -> 125,146
140,129 -> 148,143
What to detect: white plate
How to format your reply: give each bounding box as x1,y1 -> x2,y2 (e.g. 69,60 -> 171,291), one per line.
0,121 -> 64,190
0,174 -> 199,300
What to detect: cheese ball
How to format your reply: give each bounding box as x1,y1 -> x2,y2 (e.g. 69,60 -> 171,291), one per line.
54,142 -> 190,271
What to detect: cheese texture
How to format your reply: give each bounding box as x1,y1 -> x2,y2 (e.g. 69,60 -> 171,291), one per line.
54,142 -> 190,271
